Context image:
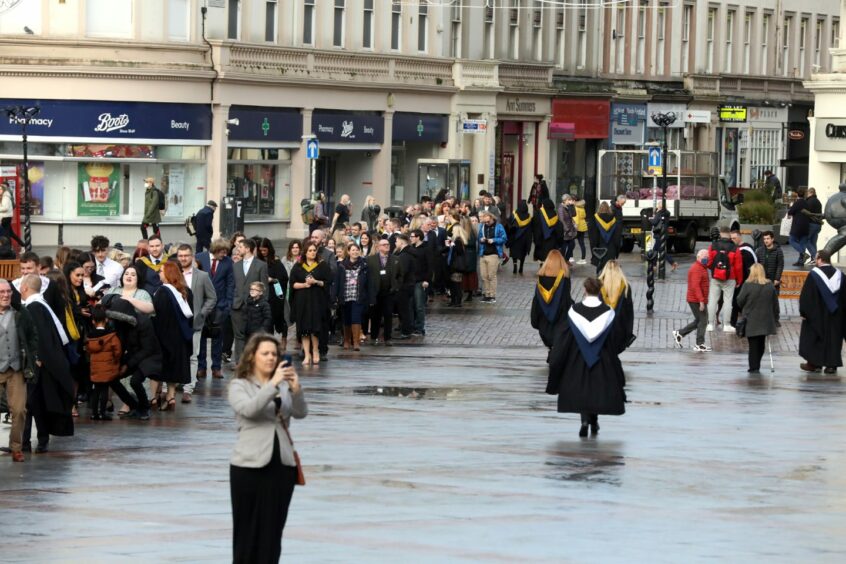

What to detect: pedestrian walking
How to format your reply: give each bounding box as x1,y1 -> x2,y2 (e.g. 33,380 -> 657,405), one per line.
787,188 -> 811,267
546,277 -> 627,438
598,260 -> 635,348
673,249 -> 711,351
507,200 -> 533,274
588,201 -> 620,274
229,334 -> 306,564
0,180 -> 24,248
706,226 -> 743,332
289,241 -> 330,366
755,231 -> 785,326
558,195 -> 578,262
151,261 -> 194,411
803,187 -> 823,263
736,264 -> 778,374
798,250 -> 846,374
477,210 -> 507,303
574,199 -> 588,264
140,177 -> 163,240
532,198 -> 563,262
530,250 -> 572,352
729,229 -> 758,328
192,200 -> 217,253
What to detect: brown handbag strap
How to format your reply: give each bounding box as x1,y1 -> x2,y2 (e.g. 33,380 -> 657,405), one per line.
279,408 -> 296,449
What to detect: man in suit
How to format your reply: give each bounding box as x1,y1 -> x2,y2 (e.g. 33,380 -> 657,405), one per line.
135,235 -> 169,295
394,234 -> 416,338
196,238 -> 235,379
425,217 -> 447,296
367,238 -> 401,346
231,238 -> 268,364
193,200 -> 217,253
175,244 -> 217,402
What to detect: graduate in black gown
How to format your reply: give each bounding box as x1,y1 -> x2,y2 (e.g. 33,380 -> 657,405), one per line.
588,201 -> 621,274
152,262 -> 194,410
599,260 -> 635,349
507,199 -> 534,274
290,242 -> 332,366
798,250 -> 846,374
532,198 -> 563,262
546,277 -> 627,437
530,250 -> 572,353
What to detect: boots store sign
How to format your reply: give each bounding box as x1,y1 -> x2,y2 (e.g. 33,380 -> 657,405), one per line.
312,112 -> 383,144
0,99 -> 211,143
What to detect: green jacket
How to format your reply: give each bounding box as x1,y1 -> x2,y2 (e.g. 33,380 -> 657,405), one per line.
143,186 -> 162,224
12,305 -> 39,382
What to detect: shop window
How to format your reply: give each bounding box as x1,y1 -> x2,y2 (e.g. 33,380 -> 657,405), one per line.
86,0 -> 132,38
227,149 -> 292,219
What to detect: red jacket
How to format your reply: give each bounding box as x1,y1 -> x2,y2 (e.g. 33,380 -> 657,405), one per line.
707,239 -> 744,284
686,261 -> 710,304
87,329 -> 122,384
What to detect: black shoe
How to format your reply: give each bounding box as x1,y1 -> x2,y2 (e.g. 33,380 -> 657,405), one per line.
0,446 -> 11,453
21,443 -> 31,453
384,340 -> 393,347
775,320 -> 781,327
138,409 -> 151,421
578,424 -> 588,438
748,368 -> 761,374
824,367 -> 838,374
792,260 -> 805,267
320,354 -> 329,362
90,413 -> 101,421
396,334 -> 411,340
35,444 -> 48,454
411,331 -> 423,337
100,413 -> 113,421
589,415 -> 599,436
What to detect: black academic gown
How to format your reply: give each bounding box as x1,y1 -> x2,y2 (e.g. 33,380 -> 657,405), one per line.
530,274 -> 572,349
588,212 -> 621,272
265,258 -> 289,334
152,287 -> 194,384
507,213 -> 534,262
799,266 -> 846,368
26,301 -> 75,437
602,284 -> 635,350
546,300 -> 627,415
532,204 -> 564,262
290,261 -> 331,336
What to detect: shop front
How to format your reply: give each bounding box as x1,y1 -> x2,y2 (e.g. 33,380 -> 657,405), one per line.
549,98 -> 610,212
226,106 -> 300,235
494,95 -> 551,214
0,99 -> 211,246
312,110 -> 383,213
390,112 -> 449,205
717,105 -> 787,189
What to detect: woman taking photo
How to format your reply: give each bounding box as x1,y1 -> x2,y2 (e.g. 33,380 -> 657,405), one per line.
258,238 -> 290,349
546,277 -> 627,437
290,242 -> 331,365
229,334 -> 307,563
151,261 -> 193,411
335,242 -> 368,350
530,250 -> 572,355
736,263 -> 779,373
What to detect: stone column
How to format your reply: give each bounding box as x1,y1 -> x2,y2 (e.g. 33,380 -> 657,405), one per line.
207,104 -> 230,237
286,108 -> 312,240
537,115 -> 551,177
371,110 -> 393,208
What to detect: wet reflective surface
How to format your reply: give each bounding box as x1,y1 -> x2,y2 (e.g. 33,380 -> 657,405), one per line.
2,348 -> 846,562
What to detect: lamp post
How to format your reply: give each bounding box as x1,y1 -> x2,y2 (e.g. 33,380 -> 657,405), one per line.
649,111 -> 677,280
3,105 -> 40,252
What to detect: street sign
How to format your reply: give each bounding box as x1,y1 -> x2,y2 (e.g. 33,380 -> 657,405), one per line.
685,110 -> 711,124
647,146 -> 662,176
461,119 -> 487,135
306,138 -> 319,159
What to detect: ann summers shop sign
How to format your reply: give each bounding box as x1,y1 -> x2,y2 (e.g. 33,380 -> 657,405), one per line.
312,112 -> 383,144
0,99 -> 211,142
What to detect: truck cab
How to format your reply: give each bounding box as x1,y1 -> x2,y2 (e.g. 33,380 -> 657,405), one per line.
597,150 -> 739,253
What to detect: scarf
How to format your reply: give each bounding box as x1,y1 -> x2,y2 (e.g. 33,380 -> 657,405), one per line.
163,283 -> 193,318
568,298 -> 615,369
535,272 -> 566,323
540,206 -> 559,239
601,282 -> 627,310
64,304 -> 81,341
811,267 -> 842,313
594,214 -> 617,244
24,293 -> 69,345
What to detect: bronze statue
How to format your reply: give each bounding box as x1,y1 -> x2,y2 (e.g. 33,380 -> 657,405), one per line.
823,183 -> 846,255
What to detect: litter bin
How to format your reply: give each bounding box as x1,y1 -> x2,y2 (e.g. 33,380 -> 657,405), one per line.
220,196 -> 245,239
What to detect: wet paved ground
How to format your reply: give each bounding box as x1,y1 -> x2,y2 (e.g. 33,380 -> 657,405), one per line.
3,243 -> 846,562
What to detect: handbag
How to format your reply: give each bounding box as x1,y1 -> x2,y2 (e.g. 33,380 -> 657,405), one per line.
736,316 -> 747,338
779,215 -> 792,237
449,272 -> 463,283
280,411 -> 306,486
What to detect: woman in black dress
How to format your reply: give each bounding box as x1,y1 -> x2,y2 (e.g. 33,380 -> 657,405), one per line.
530,250 -> 572,355
532,198 -> 563,262
152,261 -> 193,411
442,225 -> 468,308
290,242 -> 331,366
546,277 -> 627,437
229,334 -> 306,563
258,238 -> 290,350
62,261 -> 89,415
508,199 -> 534,274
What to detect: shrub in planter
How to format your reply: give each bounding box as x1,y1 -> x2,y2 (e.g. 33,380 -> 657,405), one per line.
738,201 -> 776,224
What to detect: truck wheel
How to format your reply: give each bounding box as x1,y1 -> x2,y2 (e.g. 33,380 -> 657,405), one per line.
620,239 -> 636,253
674,226 -> 697,254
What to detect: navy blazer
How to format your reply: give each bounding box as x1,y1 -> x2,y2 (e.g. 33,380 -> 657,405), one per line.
194,205 -> 215,242
196,252 -> 235,312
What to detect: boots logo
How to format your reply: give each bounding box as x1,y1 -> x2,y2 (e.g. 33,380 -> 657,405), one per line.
341,120 -> 355,139
94,113 -> 131,133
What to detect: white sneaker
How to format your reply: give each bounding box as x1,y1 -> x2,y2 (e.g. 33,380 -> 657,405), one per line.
577,259 -> 587,265
672,330 -> 683,348
706,324 -> 714,332
723,326 -> 736,333
694,344 -> 712,352
568,258 -> 575,264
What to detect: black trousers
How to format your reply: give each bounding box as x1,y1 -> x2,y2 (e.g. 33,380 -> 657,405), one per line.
370,293 -> 395,341
747,335 -> 766,371
1,217 -> 24,247
109,379 -> 137,411
140,223 -> 160,240
679,302 -> 707,345
450,280 -> 463,306
90,383 -> 110,414
22,382 -> 49,448
396,286 -> 414,335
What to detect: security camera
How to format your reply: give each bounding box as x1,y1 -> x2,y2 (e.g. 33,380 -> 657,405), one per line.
227,118 -> 240,126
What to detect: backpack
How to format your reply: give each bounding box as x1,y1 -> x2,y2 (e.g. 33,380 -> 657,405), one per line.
712,247 -> 732,281
301,198 -> 316,224
155,188 -> 167,211
184,215 -> 196,236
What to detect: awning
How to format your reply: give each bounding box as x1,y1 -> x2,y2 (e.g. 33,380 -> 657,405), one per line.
548,122 -> 575,140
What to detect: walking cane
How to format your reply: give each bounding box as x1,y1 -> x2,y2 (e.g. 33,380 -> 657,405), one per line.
768,337 -> 775,374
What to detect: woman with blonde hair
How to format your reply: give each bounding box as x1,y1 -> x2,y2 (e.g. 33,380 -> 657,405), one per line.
598,260 -> 635,348
530,250 -> 572,354
736,263 -> 778,373
443,225 -> 468,307
361,195 -> 380,232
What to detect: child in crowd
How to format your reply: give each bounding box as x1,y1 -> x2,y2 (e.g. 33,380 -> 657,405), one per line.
244,281 -> 273,339
86,305 -> 122,421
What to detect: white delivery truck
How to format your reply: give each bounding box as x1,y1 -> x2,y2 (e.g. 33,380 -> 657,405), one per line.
596,150 -> 740,253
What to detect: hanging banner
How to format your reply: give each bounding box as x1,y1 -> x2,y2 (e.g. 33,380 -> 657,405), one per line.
78,163 -> 120,216
165,164 -> 185,217
27,163 -> 45,216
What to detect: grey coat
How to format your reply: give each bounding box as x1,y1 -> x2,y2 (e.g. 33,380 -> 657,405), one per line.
737,282 -> 778,337
189,268 -> 217,331
228,377 -> 307,468
232,257 -> 269,310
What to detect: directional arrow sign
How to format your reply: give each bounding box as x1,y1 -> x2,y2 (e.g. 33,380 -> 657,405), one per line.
647,146 -> 662,176
306,138 -> 319,159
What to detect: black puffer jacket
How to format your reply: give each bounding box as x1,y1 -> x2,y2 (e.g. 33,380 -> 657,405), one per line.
756,243 -> 784,283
